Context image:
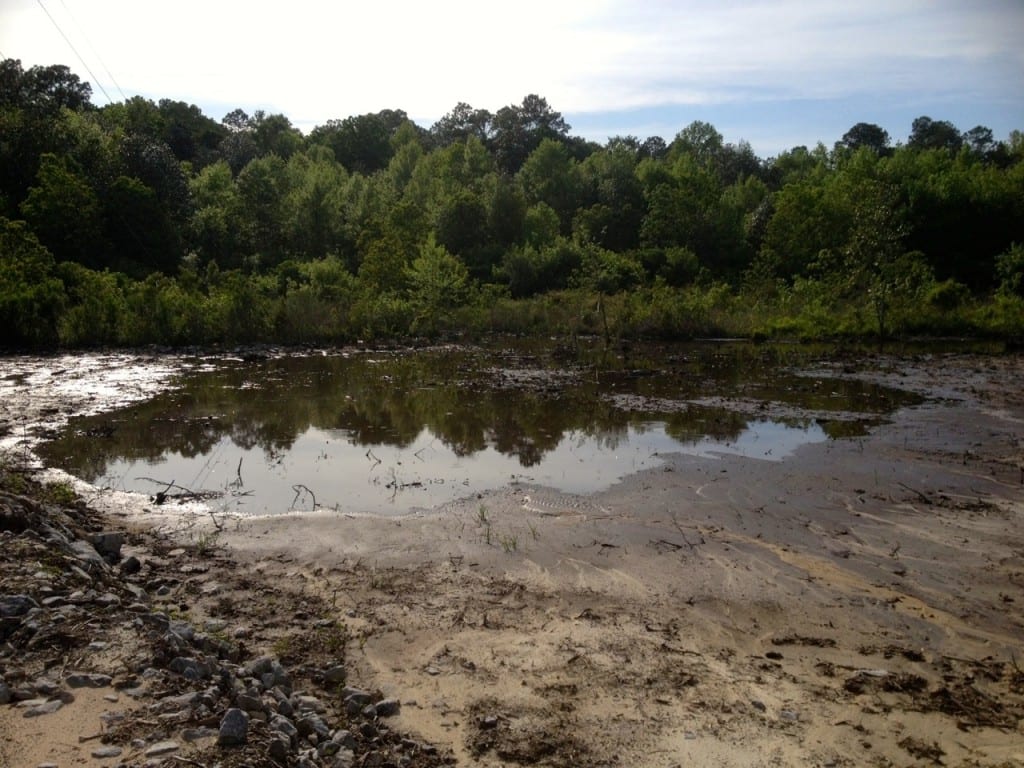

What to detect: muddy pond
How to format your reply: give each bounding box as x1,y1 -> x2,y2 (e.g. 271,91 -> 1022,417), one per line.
36,341 -> 924,516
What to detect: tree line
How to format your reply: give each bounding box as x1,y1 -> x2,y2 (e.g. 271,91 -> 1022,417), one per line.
2,59 -> 1022,348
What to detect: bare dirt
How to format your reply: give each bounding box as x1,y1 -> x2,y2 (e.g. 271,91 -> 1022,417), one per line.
2,349 -> 1023,767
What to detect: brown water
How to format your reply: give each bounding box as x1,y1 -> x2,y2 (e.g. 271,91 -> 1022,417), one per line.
37,341 -> 923,515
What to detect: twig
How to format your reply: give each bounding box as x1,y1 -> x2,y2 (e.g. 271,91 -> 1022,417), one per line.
670,512 -> 701,551
898,482 -> 931,505
365,449 -> 381,467
292,484 -> 317,509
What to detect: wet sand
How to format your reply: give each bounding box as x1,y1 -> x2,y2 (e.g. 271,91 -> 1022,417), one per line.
207,353 -> 1024,766
2,350 -> 1023,766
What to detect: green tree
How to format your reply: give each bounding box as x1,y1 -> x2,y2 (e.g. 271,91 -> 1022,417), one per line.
489,94 -> 570,174
19,153 -> 105,266
0,216 -> 65,346
908,116 -> 963,153
836,123 -> 891,155
518,138 -> 579,233
405,234 -> 471,333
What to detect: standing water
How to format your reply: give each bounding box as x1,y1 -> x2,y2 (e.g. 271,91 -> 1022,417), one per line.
36,342 -> 921,515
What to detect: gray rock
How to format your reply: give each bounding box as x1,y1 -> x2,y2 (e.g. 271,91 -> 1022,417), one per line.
294,694 -> 326,713
268,733 -> 293,762
139,611 -> 169,630
169,620 -> 195,641
0,681 -> 10,704
218,707 -> 249,746
41,595 -> 67,608
156,690 -> 201,711
272,688 -> 294,717
332,730 -> 356,750
297,712 -> 331,739
375,698 -> 401,717
66,672 -> 112,688
270,714 -> 299,745
780,709 -> 800,721
91,745 -> 123,758
23,699 -> 63,717
145,740 -> 180,756
331,749 -> 356,768
120,555 -> 142,575
33,679 -> 61,697
245,656 -> 275,677
236,692 -> 264,712
318,740 -> 342,757
0,594 -> 39,617
90,531 -> 124,560
70,540 -> 106,568
343,690 -> 371,716
169,656 -> 213,680
323,665 -> 347,684
94,593 -> 121,608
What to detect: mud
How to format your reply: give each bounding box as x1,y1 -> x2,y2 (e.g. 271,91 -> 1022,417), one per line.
2,347 -> 1023,767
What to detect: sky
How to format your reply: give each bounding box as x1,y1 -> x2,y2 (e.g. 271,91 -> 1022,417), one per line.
1,0 -> 1022,157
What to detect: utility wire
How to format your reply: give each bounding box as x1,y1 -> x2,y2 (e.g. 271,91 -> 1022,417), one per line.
56,0 -> 127,101
35,0 -> 114,104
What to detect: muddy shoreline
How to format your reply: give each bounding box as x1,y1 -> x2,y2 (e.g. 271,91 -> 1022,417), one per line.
2,348 -> 1024,767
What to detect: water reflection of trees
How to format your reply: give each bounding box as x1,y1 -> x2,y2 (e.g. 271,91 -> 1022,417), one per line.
41,351 -> 630,477
37,344 -> 917,481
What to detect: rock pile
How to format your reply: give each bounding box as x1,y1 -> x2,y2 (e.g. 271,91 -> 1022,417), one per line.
0,482 -> 452,767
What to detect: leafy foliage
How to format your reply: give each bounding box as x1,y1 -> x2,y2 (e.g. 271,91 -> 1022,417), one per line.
0,56 -> 1022,347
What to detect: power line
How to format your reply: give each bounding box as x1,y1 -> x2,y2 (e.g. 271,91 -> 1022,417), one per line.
34,0 -> 114,104
56,0 -> 127,101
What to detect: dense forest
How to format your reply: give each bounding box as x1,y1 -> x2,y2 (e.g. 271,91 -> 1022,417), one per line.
2,59 -> 1022,348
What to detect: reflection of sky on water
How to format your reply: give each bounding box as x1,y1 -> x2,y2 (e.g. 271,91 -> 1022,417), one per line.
94,419 -> 827,516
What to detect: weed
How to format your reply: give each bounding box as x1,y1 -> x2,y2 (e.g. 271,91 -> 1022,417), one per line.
42,480 -> 77,506
194,529 -> 219,557
500,533 -> 519,553
528,521 -> 540,540
272,636 -> 294,658
477,505 -> 489,524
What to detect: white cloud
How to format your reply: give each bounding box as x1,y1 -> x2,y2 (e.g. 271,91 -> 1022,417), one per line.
2,0 -> 1021,139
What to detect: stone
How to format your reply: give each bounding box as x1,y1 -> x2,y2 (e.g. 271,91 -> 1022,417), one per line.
375,698 -> 401,717
323,665 -> 347,684
318,740 -> 342,757
95,593 -> 121,608
332,730 -> 356,750
70,540 -> 106,568
66,672 -> 113,688
169,656 -> 213,680
91,745 -> 123,758
269,734 -> 292,762
294,694 -> 326,713
236,692 -> 264,712
343,690 -> 372,716
0,594 -> 38,617
219,707 -> 249,746
120,555 -> 142,575
90,531 -> 124,561
297,712 -> 331,739
23,699 -> 63,717
145,740 -> 180,757
0,681 -> 10,704
270,713 -> 299,742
